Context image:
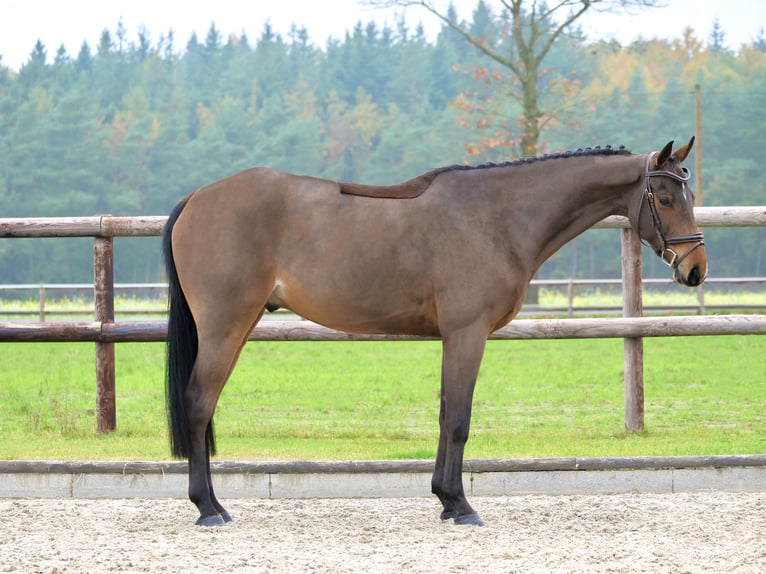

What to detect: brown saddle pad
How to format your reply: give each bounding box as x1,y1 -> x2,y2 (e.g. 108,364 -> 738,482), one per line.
339,168 -> 447,199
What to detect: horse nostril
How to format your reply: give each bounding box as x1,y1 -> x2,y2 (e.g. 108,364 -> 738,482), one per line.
687,265 -> 701,286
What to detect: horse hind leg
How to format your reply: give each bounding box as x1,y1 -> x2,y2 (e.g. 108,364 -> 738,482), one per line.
186,310 -> 264,526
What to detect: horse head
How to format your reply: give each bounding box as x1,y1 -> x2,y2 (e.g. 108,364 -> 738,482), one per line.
633,137 -> 708,287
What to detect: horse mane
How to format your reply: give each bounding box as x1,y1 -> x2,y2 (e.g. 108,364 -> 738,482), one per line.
339,145 -> 632,199
442,145 -> 632,173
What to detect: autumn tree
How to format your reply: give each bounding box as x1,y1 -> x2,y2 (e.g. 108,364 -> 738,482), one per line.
367,0 -> 663,158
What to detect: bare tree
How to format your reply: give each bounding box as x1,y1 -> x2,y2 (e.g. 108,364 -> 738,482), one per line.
365,0 -> 664,157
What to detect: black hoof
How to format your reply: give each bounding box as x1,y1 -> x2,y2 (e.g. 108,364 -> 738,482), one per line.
440,510 -> 458,521
220,511 -> 233,523
454,513 -> 484,527
196,514 -> 227,527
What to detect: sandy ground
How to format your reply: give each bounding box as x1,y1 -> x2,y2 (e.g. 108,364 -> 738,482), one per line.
2,493 -> 765,573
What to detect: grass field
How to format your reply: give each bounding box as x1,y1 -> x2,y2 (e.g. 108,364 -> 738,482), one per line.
0,335 -> 763,461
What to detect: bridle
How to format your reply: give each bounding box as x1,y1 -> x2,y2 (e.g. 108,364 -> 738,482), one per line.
639,153 -> 705,269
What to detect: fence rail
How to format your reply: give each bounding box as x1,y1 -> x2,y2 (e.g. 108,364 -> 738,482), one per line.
2,315 -> 763,343
0,206 -> 764,238
0,206 -> 764,433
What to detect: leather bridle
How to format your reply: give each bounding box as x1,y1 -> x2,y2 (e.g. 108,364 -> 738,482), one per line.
639,154 -> 705,269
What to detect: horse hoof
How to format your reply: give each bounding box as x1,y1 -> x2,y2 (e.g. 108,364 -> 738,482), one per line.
196,514 -> 227,527
220,511 -> 233,523
454,513 -> 484,527
440,510 -> 458,522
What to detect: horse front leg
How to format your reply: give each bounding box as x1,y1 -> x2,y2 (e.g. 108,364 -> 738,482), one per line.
431,325 -> 488,526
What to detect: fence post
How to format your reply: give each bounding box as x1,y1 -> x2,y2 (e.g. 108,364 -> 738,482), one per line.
621,228 -> 644,431
38,283 -> 46,322
94,229 -> 116,432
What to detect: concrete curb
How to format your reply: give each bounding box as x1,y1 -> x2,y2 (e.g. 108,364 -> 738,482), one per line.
1,455 -> 764,499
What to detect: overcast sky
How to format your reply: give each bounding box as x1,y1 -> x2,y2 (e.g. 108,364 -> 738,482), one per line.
2,0 -> 763,72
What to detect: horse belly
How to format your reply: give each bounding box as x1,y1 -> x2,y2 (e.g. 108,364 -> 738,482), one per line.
270,252 -> 439,336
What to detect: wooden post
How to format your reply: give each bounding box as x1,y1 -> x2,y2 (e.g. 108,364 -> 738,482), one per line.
38,283 -> 46,322
694,83 -> 703,207
621,228 -> 644,431
94,233 -> 116,432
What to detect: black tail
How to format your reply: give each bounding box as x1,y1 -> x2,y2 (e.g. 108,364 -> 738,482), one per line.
163,197 -> 216,459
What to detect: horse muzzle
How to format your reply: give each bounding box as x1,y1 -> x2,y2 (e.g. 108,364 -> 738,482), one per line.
666,238 -> 707,287
674,262 -> 706,287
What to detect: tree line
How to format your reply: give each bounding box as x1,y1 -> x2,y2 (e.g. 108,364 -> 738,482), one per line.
1,2 -> 764,285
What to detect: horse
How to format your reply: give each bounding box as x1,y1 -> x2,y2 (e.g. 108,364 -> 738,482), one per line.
163,138 -> 707,527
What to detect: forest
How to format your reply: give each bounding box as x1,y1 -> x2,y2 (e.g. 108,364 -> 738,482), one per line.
0,1 -> 764,284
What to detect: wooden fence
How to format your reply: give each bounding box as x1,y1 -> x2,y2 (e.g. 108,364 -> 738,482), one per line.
0,207 -> 764,433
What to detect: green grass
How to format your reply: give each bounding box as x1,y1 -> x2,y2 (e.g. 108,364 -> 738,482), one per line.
0,335 -> 763,461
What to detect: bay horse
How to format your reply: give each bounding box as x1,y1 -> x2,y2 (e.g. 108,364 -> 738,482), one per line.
163,138 -> 707,527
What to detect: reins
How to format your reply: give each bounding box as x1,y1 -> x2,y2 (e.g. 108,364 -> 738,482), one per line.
640,154 -> 705,269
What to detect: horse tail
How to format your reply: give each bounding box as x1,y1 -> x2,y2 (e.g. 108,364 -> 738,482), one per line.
163,196 -> 216,459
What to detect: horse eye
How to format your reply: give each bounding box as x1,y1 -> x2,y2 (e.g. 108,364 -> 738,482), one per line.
659,196 -> 673,207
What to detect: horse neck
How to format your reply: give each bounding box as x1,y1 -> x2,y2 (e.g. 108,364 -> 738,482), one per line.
490,154 -> 645,272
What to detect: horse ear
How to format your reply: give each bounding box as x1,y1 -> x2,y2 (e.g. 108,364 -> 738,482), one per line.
654,140 -> 674,168
672,136 -> 695,164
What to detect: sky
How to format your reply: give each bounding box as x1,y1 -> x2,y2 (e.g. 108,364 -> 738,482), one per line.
1,0 -> 763,72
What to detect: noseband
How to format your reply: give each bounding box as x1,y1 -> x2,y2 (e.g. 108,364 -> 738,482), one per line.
639,154 -> 705,269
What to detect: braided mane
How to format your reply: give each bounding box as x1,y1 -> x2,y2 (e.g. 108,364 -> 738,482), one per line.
444,145 -> 632,173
